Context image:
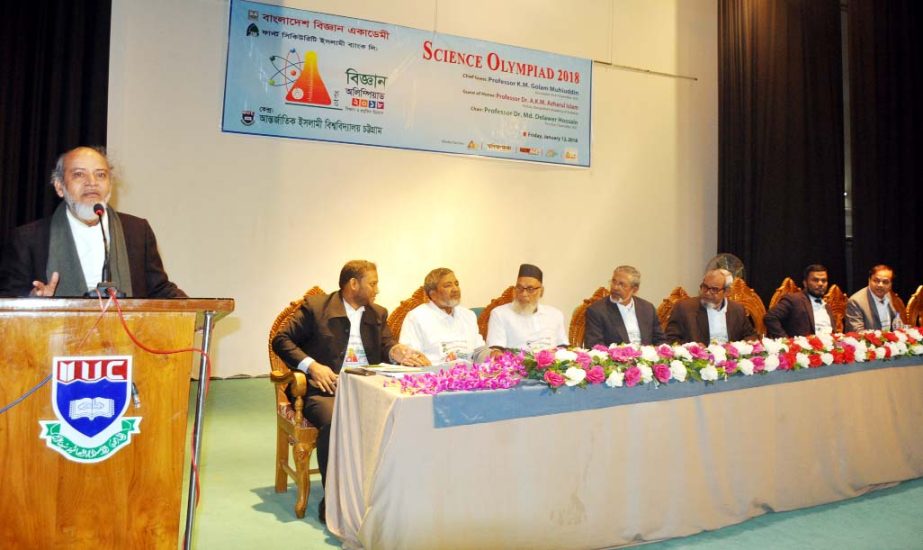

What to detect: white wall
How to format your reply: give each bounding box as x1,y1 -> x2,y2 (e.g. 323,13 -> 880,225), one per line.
108,0 -> 718,377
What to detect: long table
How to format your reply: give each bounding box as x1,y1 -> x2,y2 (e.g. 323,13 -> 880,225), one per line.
326,358 -> 923,549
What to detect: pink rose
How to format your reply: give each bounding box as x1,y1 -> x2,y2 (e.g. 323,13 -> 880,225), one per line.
653,363 -> 671,383
585,365 -> 606,384
535,349 -> 555,369
575,351 -> 592,368
624,366 -> 641,387
725,344 -> 740,358
656,344 -> 675,359
544,370 -> 565,388
592,344 -> 609,352
724,360 -> 738,374
751,356 -> 766,372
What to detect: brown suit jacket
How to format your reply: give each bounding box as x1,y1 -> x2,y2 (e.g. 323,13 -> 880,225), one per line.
664,297 -> 757,344
764,291 -> 833,338
272,290 -> 396,397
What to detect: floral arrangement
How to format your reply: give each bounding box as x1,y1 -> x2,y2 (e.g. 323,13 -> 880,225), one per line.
394,328 -> 923,395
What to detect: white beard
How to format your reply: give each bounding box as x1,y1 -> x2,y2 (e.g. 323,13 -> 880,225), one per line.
62,188 -> 108,224
511,301 -> 538,315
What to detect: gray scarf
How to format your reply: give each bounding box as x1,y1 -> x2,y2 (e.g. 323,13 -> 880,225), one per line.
46,202 -> 134,297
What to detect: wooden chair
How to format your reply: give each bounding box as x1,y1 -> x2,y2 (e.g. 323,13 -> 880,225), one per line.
477,285 -> 515,340
890,290 -> 906,326
656,286 -> 689,331
768,277 -> 801,310
568,287 -> 609,347
904,285 -> 923,326
728,278 -> 767,336
824,284 -> 847,333
269,286 -> 323,518
387,286 -> 427,341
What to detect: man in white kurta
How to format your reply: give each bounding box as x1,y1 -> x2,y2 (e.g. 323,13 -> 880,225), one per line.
487,263 -> 568,351
400,268 -> 489,365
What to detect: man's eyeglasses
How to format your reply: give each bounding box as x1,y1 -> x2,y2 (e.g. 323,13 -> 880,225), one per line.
515,285 -> 542,294
699,283 -> 725,294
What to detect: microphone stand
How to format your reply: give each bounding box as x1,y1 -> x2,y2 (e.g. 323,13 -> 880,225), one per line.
86,204 -> 126,299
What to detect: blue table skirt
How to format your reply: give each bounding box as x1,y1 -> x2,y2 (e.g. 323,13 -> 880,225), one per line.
432,356 -> 920,428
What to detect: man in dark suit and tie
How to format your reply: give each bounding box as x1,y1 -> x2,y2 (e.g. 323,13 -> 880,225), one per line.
764,264 -> 834,337
664,269 -> 757,344
584,265 -> 665,347
845,264 -> 903,332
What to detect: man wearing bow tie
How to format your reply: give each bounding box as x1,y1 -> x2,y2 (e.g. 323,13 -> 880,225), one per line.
764,264 -> 834,337
845,264 -> 903,332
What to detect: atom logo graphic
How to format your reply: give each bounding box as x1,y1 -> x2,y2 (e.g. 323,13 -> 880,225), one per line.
268,48 -> 331,106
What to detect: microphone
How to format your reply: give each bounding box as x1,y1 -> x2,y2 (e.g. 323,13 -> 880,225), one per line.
85,203 -> 125,298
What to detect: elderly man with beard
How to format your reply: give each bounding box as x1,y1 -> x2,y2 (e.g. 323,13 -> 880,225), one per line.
584,265 -> 665,347
486,263 -> 568,352
272,259 -> 427,523
664,269 -> 757,344
764,264 -> 834,337
0,146 -> 185,298
401,267 -> 491,364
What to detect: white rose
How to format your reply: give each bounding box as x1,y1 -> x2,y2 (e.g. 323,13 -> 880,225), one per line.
796,353 -> 810,368
638,364 -> 653,384
564,366 -> 586,386
875,347 -> 886,359
669,360 -> 687,382
606,370 -> 624,387
821,353 -> 834,365
555,349 -> 578,362
640,346 -> 659,362
764,355 -> 780,372
895,342 -> 908,355
732,341 -> 754,356
738,358 -> 755,375
818,334 -> 835,349
673,346 -> 692,361
793,336 -> 811,349
910,344 -> 923,355
906,327 -> 922,341
761,337 -> 785,355
700,364 -> 719,381
894,331 -> 908,343
708,344 -> 727,363
588,349 -> 609,361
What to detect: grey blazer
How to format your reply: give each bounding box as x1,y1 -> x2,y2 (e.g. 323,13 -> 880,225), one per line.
845,287 -> 900,332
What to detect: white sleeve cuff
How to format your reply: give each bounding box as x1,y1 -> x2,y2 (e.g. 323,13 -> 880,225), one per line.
296,356 -> 315,373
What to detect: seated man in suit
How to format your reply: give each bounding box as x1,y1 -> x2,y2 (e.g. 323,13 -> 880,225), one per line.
764,264 -> 834,337
845,264 -> 904,332
0,146 -> 185,298
271,259 -> 427,522
664,269 -> 757,344
401,267 -> 491,364
486,263 -> 567,352
584,265 -> 665,347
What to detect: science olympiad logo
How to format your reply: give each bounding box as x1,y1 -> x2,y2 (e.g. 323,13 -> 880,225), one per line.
38,356 -> 141,463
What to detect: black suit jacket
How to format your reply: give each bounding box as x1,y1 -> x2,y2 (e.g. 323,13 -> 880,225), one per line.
0,210 -> 186,298
764,291 -> 833,338
272,290 -> 396,397
664,297 -> 757,344
584,296 -> 666,347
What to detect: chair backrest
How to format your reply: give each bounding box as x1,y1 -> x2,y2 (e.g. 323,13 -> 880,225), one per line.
768,277 -> 801,310
904,285 -> 923,327
387,286 -> 427,341
890,290 -> 906,325
477,285 -> 515,340
824,284 -> 847,333
727,278 -> 767,336
269,286 -> 325,402
657,286 -> 690,330
568,287 -> 609,347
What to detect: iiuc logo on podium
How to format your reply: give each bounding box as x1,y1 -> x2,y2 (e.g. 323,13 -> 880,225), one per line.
39,356 -> 141,463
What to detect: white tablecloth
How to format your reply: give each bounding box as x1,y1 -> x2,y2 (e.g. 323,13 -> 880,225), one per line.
326,360 -> 923,549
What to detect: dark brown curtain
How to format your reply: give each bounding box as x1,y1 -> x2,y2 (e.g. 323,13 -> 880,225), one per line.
848,0 -> 923,300
0,2 -> 111,254
718,0 -> 846,302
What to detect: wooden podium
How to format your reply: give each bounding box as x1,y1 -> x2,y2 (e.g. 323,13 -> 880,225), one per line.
0,298 -> 234,549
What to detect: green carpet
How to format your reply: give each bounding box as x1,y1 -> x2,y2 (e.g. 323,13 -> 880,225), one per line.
184,378 -> 923,549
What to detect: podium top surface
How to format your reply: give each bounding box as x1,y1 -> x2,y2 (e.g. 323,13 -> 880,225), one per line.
0,297 -> 235,324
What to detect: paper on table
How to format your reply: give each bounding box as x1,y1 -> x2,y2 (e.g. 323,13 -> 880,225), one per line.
365,364 -> 425,373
